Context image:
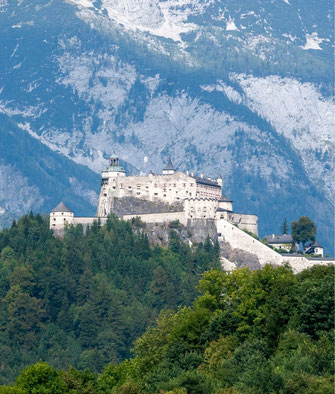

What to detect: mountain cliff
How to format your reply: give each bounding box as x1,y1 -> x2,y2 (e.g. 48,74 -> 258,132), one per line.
0,0 -> 333,252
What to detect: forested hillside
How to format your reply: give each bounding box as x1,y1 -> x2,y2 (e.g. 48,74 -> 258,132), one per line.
0,214 -> 220,384
0,216 -> 334,392
1,264 -> 334,393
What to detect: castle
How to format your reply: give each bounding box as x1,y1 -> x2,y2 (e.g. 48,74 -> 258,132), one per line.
50,155 -> 258,235
50,155 -> 334,273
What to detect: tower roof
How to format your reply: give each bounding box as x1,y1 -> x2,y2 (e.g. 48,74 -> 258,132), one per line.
106,165 -> 126,173
51,201 -> 73,213
163,158 -> 176,171
105,154 -> 126,173
219,194 -> 233,202
264,234 -> 293,244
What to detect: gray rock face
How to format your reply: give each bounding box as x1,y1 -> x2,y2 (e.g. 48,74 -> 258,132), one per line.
186,219 -> 217,244
218,239 -> 232,259
111,196 -> 184,216
134,219 -> 216,247
228,248 -> 261,271
148,223 -> 187,246
218,237 -> 261,270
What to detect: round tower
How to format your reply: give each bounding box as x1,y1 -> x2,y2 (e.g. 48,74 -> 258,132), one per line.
50,201 -> 74,231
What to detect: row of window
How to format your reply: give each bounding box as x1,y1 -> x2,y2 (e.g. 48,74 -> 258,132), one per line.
110,183 -> 195,189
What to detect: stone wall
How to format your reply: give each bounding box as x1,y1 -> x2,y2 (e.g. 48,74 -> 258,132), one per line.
216,218 -> 334,273
231,213 -> 258,236
123,211 -> 187,226
110,196 -> 184,216
184,198 -> 218,220
97,171 -> 197,216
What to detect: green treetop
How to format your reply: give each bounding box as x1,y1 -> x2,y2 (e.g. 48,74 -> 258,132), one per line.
291,216 -> 316,247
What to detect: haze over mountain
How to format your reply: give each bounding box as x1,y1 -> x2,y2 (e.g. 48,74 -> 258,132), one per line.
0,0 -> 334,252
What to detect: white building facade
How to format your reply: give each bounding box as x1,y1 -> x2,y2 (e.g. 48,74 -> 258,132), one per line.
95,156 -> 258,234
50,156 -> 258,235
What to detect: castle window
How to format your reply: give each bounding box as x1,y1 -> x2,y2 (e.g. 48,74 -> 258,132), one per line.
146,186 -> 149,189
137,192 -> 141,195
53,218 -> 56,221
128,186 -> 132,189
154,193 -> 158,196
112,186 -> 116,190
173,183 -> 176,187
52,224 -> 55,227
103,194 -> 107,197
163,194 -> 166,197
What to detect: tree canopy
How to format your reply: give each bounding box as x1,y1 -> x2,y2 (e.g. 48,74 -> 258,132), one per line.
1,262 -> 334,393
291,216 -> 317,246
0,213 -> 333,393
0,213 -> 220,385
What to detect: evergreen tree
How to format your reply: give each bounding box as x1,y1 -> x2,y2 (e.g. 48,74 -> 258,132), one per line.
281,218 -> 289,234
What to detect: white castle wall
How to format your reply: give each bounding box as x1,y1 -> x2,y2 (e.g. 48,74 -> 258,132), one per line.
123,211 -> 187,226
232,213 -> 259,236
73,217 -> 108,226
184,198 -> 218,219
97,170 -> 222,217
50,211 -> 74,230
216,218 -> 333,273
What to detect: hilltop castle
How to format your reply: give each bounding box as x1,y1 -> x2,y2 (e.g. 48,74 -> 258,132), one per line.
50,155 -> 258,235
50,155 -> 335,273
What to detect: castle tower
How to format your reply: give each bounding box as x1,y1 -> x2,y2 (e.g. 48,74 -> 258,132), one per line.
102,154 -> 126,178
218,194 -> 233,211
50,201 -> 74,231
97,155 -> 127,217
162,158 -> 176,175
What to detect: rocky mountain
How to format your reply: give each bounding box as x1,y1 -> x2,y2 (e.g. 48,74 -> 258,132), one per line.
0,0 -> 333,253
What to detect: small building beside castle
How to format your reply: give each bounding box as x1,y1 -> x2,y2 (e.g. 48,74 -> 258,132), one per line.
304,241 -> 324,257
263,234 -> 296,252
50,155 -> 258,235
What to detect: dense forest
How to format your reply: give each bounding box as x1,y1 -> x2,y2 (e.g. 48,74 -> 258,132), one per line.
0,214 -> 334,393
0,213 -> 220,385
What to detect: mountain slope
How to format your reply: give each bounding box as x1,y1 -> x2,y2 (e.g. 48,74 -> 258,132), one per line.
0,114 -> 99,226
0,0 -> 333,252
